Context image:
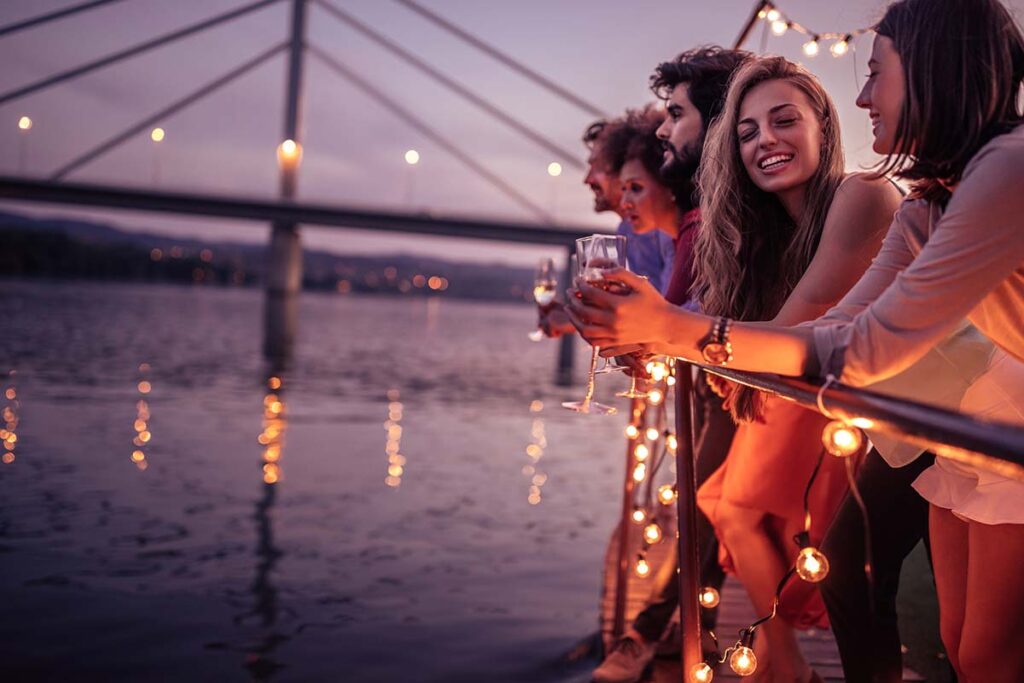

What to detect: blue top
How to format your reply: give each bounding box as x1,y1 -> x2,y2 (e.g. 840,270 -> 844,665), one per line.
616,219 -> 676,295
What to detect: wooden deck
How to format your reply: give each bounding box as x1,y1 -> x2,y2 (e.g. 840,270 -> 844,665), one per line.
599,518 -> 927,682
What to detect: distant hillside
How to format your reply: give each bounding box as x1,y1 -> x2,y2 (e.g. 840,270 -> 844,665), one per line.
0,211 -> 539,303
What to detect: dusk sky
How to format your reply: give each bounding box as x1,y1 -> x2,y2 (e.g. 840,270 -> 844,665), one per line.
3,0 -> 1022,265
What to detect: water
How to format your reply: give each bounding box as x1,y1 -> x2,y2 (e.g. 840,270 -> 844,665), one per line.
0,280 -> 633,682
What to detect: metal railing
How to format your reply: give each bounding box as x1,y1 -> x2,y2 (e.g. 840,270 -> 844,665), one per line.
670,362 -> 1024,678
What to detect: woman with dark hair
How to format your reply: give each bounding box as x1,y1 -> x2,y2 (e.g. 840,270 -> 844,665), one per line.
568,0 -> 1024,680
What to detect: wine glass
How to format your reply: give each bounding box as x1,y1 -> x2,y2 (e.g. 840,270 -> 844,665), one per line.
528,257 -> 558,342
562,235 -> 626,415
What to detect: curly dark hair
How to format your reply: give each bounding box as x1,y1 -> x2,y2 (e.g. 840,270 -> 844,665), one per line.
650,46 -> 752,129
589,105 -> 665,179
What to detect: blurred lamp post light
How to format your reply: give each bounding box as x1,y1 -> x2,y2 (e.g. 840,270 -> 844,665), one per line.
404,149 -> 419,208
546,162 -> 562,224
17,115 -> 32,174
150,127 -> 165,186
276,138 -> 303,169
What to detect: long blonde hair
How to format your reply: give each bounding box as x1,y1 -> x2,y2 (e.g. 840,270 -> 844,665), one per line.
693,57 -> 845,419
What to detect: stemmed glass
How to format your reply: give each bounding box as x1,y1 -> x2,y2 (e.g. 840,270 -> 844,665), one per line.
562,235 -> 626,415
528,257 -> 559,342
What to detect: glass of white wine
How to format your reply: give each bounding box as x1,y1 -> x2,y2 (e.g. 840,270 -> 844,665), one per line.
562,235 -> 626,415
528,257 -> 559,342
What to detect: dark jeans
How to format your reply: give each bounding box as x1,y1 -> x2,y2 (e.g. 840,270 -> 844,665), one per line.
633,374 -> 736,642
820,448 -> 935,683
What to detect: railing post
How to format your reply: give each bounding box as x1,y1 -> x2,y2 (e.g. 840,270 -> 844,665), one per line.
612,397 -> 644,637
555,242 -> 575,386
264,0 -> 307,365
674,363 -> 703,677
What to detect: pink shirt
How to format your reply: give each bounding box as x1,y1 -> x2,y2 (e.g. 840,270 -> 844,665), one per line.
664,208 -> 701,307
812,125 -> 1024,386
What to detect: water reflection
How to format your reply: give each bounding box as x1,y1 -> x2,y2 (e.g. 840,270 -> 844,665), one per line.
523,399 -> 548,505
132,363 -> 152,471
2,369 -> 18,465
237,371 -> 289,681
384,388 -> 405,488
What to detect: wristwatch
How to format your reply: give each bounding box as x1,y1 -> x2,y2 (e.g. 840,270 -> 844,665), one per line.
698,316 -> 733,366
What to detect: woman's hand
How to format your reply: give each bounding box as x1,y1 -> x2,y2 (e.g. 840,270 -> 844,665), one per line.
564,269 -> 673,348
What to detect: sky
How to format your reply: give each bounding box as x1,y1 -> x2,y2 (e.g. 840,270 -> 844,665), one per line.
2,0 -> 1023,266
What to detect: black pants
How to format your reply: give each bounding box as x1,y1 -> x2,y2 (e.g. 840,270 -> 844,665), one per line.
819,448 -> 934,683
633,375 -> 736,642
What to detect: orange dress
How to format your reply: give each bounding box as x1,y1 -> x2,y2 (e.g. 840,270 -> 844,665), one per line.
696,395 -> 856,630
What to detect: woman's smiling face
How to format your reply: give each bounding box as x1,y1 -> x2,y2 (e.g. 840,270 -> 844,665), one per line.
856,35 -> 907,155
736,79 -> 823,196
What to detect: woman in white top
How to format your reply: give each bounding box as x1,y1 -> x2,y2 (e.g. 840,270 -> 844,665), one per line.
567,0 -> 1024,679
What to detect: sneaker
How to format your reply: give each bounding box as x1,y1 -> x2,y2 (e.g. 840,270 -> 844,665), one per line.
591,632 -> 657,683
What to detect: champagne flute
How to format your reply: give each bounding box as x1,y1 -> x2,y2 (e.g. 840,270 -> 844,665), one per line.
562,235 -> 626,415
528,257 -> 558,342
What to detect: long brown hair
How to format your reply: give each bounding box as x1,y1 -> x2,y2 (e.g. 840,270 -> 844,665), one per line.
693,57 -> 845,419
875,0 -> 1024,205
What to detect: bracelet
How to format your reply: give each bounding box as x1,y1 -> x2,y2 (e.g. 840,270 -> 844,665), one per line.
698,316 -> 734,366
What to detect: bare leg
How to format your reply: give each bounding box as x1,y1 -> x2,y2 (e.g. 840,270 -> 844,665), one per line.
929,505 -> 969,675
716,500 -> 811,683
957,520 -> 1024,682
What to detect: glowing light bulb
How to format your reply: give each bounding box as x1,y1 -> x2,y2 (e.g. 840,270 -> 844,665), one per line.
831,38 -> 850,57
666,375 -> 677,386
796,546 -> 830,582
729,646 -> 758,676
658,484 -> 677,505
632,507 -> 647,524
648,389 -> 663,405
766,8 -> 780,22
150,127 -> 165,142
822,420 -> 863,457
666,434 -> 678,451
404,149 -> 420,165
276,138 -> 302,167
17,116 -> 32,131
699,586 -> 721,608
547,162 -> 562,177
643,522 -> 663,544
633,462 -> 647,482
803,39 -> 820,56
625,424 -> 640,439
690,662 -> 714,682
634,443 -> 650,461
649,361 -> 669,381
634,556 -> 651,577
645,427 -> 660,441
771,20 -> 789,36
757,9 -> 768,19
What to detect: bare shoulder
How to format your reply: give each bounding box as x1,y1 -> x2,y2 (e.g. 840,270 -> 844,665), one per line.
821,173 -> 901,247
834,172 -> 902,207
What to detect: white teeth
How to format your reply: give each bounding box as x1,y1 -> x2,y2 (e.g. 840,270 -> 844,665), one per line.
758,154 -> 793,170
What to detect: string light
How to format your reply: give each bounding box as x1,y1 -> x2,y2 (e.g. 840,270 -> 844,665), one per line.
634,554 -> 651,578
699,586 -> 721,609
752,3 -> 869,60
150,127 -> 165,143
634,443 -> 650,462
17,116 -> 33,131
658,484 -> 677,506
647,389 -> 664,406
643,522 -> 663,544
404,149 -> 420,165
795,545 -> 830,582
822,420 -> 863,457
632,462 -> 647,482
729,646 -> 758,676
547,162 -> 562,177
632,507 -> 647,524
831,35 -> 851,57
645,427 -> 660,441
690,662 -> 714,682
625,424 -> 640,439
